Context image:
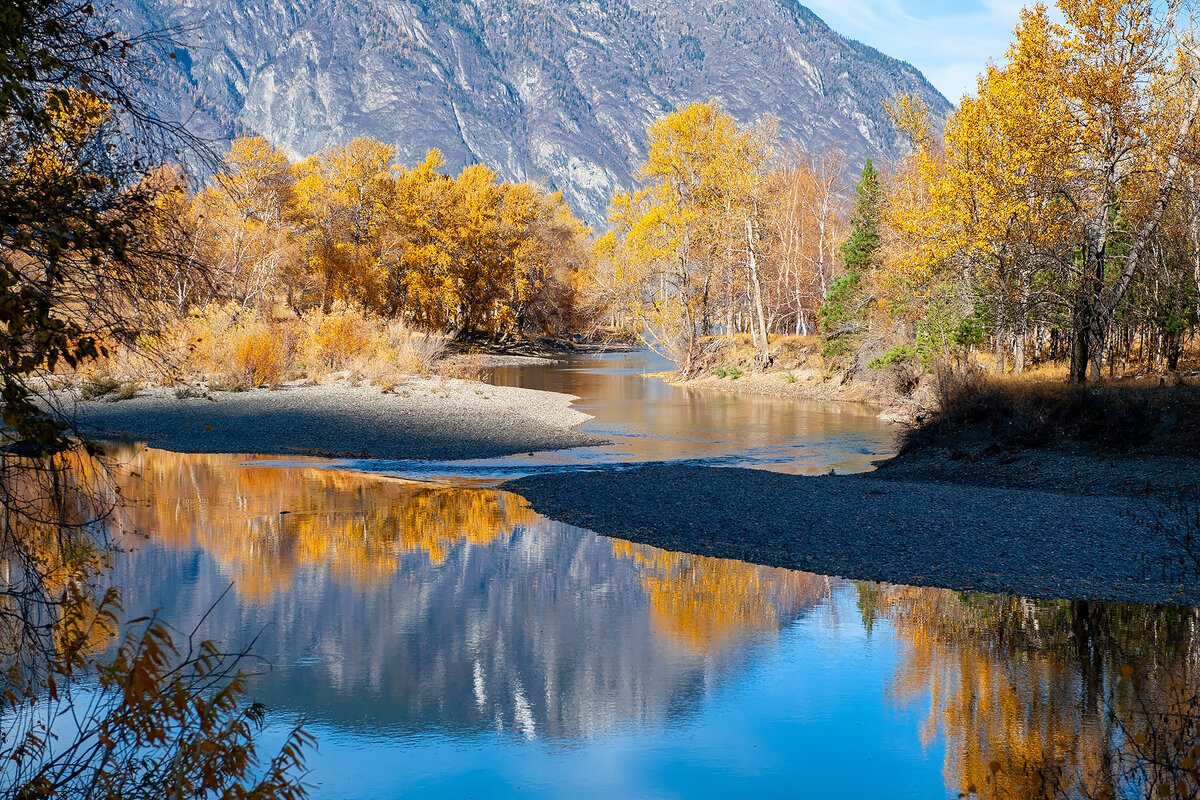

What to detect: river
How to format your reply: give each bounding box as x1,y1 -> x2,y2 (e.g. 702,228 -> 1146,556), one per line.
106,352 -> 1197,798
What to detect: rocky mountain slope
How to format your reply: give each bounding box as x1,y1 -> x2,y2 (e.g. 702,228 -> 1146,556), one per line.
124,0 -> 951,225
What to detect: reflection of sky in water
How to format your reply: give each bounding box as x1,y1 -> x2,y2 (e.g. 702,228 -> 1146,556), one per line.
109,455 -> 940,797
102,449 -> 1181,800
249,597 -> 939,800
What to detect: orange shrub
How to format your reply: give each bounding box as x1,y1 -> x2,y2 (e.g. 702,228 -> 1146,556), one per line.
299,306 -> 382,371
230,323 -> 288,387
185,303 -> 292,388
78,302 -> 450,391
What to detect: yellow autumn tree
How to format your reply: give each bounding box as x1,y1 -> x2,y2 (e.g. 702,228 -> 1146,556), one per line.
888,0 -> 1200,380
126,137 -> 595,349
385,149 -> 458,329
194,136 -> 300,309
383,155 -> 592,338
294,137 -> 399,310
0,6 -> 312,792
604,101 -> 777,374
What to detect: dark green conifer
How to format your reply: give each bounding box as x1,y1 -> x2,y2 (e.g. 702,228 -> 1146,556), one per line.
820,158 -> 882,354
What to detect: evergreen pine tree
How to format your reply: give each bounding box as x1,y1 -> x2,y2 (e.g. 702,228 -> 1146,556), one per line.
820,158 -> 882,353
839,157 -> 883,273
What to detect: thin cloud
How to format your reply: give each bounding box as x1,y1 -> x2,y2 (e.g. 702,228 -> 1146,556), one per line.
800,0 -> 1026,100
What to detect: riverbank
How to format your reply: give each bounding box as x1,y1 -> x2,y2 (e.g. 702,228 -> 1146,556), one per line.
442,339 -> 637,371
65,377 -> 606,460
666,334 -> 931,421
71,353 -> 1200,606
505,450 -> 1200,606
675,367 -> 918,421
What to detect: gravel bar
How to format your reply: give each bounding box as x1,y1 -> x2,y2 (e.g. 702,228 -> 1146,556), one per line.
67,378 -> 606,460
505,461 -> 1200,606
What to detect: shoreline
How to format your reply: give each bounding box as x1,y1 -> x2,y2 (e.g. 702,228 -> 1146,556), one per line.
669,370 -> 910,418
65,377 -> 607,461
667,367 -> 921,422
445,340 -> 639,369
503,450 -> 1200,607
66,364 -> 1200,607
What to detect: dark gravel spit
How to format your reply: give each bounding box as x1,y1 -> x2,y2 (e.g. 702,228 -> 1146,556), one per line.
505,459 -> 1200,606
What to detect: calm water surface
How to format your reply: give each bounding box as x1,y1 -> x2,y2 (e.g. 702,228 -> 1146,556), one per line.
109,354 -> 1198,798
333,350 -> 897,482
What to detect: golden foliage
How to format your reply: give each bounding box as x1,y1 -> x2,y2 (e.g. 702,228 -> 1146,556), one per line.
880,0 -> 1200,379
119,137 -> 594,350
602,101 -> 782,372
114,448 -> 537,599
185,303 -> 292,388
598,102 -> 851,365
611,540 -> 829,653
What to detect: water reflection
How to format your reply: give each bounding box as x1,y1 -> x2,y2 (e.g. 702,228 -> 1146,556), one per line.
871,587 -> 1200,798
104,447 -> 1200,799
489,351 -> 896,475
118,448 -> 535,597
343,350 -> 897,482
110,448 -> 828,744
612,541 -> 831,653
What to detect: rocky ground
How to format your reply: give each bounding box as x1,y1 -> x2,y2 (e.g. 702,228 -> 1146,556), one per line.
63,377 -> 606,461
504,451 -> 1200,607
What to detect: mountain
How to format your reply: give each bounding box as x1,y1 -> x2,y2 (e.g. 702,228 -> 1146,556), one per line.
122,0 -> 951,225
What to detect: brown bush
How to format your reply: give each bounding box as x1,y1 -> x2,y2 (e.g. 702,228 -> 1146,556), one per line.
900,369 -> 1200,455
230,324 -> 288,387
299,306 -> 380,371
70,303 -> 452,391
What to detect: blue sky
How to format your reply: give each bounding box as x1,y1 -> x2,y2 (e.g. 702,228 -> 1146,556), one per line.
801,0 -> 1031,102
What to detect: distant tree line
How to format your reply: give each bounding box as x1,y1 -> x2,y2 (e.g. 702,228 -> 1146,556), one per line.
141,136 -> 594,341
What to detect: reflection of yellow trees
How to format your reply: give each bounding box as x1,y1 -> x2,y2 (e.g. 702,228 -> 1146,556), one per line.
881,588 -> 1107,798
1116,666 -> 1200,800
2,442 -> 312,799
877,586 -> 1200,799
0,450 -> 120,664
611,541 -> 828,653
115,449 -> 536,600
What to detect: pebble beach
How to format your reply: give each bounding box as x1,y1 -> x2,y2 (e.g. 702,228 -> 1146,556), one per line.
67,377 -> 605,460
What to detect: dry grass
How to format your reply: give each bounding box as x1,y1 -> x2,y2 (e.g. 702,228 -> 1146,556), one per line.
391,325 -> 447,375
296,308 -> 447,382
68,303 -> 451,393
694,333 -> 821,374
437,351 -> 488,382
901,368 -> 1200,456
770,334 -> 821,368
231,324 -> 288,388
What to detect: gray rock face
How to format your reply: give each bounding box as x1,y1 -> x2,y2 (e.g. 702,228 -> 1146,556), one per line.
124,0 -> 950,225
